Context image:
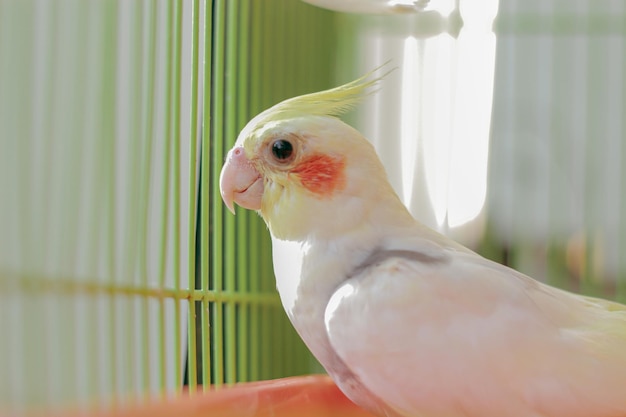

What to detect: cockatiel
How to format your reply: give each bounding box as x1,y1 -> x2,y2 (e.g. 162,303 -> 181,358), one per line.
219,69 -> 626,417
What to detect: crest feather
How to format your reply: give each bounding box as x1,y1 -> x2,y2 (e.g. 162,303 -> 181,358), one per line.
261,63 -> 394,123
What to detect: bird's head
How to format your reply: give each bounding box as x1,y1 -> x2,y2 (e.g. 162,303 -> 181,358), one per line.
220,69 -> 407,242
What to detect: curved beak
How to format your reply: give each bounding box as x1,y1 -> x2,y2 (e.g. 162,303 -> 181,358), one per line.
219,146 -> 264,214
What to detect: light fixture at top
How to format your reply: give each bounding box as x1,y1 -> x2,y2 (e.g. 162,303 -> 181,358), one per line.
302,0 -> 434,14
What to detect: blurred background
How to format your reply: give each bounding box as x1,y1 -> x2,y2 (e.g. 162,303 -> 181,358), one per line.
1,0 -> 625,414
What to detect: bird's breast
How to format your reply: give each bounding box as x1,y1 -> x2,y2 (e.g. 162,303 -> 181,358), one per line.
271,237 -> 398,416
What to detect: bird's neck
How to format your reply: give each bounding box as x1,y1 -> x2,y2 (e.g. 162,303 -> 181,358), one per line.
272,193 -> 416,317
272,228 -> 372,313
270,224 -> 386,370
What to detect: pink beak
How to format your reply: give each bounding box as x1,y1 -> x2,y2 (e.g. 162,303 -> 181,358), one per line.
219,146 -> 264,214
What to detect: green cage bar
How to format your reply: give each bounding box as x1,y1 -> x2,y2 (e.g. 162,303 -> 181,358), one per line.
0,0 -> 337,412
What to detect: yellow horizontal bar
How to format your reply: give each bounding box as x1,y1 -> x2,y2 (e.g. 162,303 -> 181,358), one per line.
0,271 -> 281,306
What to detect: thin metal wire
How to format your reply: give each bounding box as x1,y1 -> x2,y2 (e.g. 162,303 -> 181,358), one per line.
235,0 -> 251,384
247,0 -> 262,383
157,0 -> 173,393
224,0 -> 239,385
119,1 -> 145,397
0,273 -> 281,305
82,2 -> 103,402
35,0 -> 58,406
200,0 -> 213,391
619,12 -> 626,302
101,0 -> 119,403
211,0 -> 226,387
182,0 -> 199,393
138,0 -> 158,395
172,0 -> 184,395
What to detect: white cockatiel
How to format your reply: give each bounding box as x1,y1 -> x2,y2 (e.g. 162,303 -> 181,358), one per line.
219,70 -> 626,417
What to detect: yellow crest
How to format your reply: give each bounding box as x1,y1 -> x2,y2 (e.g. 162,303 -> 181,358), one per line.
258,63 -> 394,125
236,63 -> 394,150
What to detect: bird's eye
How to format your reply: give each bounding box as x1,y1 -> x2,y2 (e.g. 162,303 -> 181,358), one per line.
271,139 -> 294,162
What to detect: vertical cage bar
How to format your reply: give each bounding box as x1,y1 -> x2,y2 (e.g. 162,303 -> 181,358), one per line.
102,0 -> 119,401
614,9 -> 626,301
157,0 -> 170,393
236,0 -> 251,383
200,0 -> 213,390
184,0 -> 198,392
139,0 -> 159,395
82,0 -> 99,398
164,0 -> 186,394
247,0 -> 262,383
223,0 -> 239,385
211,0 -> 226,387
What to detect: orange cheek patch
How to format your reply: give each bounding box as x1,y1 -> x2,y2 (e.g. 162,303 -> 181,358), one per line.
292,154 -> 346,198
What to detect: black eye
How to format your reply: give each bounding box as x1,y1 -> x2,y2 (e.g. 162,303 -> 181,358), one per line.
271,139 -> 293,161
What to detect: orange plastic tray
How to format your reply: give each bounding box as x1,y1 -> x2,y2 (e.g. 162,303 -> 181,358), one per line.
30,375 -> 375,417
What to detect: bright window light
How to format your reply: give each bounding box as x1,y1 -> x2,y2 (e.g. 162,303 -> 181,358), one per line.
399,4 -> 497,232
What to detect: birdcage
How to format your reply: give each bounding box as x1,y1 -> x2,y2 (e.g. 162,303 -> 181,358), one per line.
1,0 -> 625,416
